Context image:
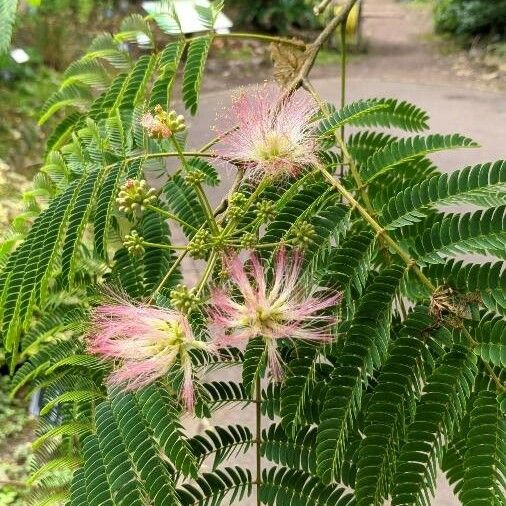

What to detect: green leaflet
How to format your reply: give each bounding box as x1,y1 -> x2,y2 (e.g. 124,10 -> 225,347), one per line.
1,180 -> 83,354
150,38 -> 186,108
392,347 -> 478,506
363,133 -> 478,182
355,306 -> 436,506
461,390 -> 506,506
421,258 -> 505,293
0,0 -> 17,54
136,384 -> 198,478
261,466 -> 355,506
190,424 -> 253,469
473,312 -> 506,368
262,423 -> 317,475
413,206 -> 506,264
176,466 -> 252,505
316,265 -> 406,484
162,174 -> 206,238
382,160 -> 506,229
183,36 -> 212,115
318,97 -> 429,137
242,336 -> 268,396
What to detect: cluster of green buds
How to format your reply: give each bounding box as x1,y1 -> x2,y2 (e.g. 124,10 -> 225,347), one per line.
291,220 -> 316,248
159,106 -> 186,134
185,169 -> 206,186
188,229 -> 212,259
116,179 -> 157,216
141,105 -> 186,139
255,199 -> 276,223
227,192 -> 248,221
123,230 -> 145,256
170,284 -> 200,313
239,232 -> 257,249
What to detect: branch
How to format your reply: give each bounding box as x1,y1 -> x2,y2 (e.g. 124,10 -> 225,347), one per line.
284,0 -> 360,94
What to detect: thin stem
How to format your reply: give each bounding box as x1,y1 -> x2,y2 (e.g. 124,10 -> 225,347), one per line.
142,241 -> 188,251
195,251 -> 217,297
146,204 -> 198,232
171,137 -> 220,234
255,374 -> 262,506
339,16 -> 347,177
314,0 -> 333,15
148,248 -> 188,303
215,32 -> 306,48
335,136 -> 375,214
285,0 -> 360,94
199,125 -> 238,153
319,166 -> 434,291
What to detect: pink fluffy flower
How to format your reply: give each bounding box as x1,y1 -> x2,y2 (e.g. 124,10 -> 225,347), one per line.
215,84 -> 319,179
88,301 -> 212,411
208,249 -> 341,380
140,112 -> 172,139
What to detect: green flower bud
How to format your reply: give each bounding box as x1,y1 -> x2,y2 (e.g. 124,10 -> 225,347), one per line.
291,221 -> 316,248
165,110 -> 186,133
188,229 -> 212,259
123,230 -> 145,256
170,284 -> 200,313
116,179 -> 157,216
185,169 -> 206,186
228,192 -> 248,221
239,232 -> 257,249
255,199 -> 276,222
212,233 -> 227,250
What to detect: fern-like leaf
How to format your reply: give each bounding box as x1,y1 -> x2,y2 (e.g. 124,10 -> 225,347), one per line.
461,390 -> 506,505
317,265 -> 406,484
183,36 -> 212,115
392,347 -> 478,506
363,134 -> 478,182
382,160 -> 506,229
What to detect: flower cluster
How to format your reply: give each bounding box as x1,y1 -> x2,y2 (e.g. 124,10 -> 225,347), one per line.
88,300 -> 213,411
141,105 -> 186,139
89,249 -> 340,408
215,84 -> 319,179
89,84 -> 340,411
116,179 -> 157,215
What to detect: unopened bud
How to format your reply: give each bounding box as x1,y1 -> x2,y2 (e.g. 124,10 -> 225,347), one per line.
123,230 -> 145,256
291,221 -> 316,248
188,229 -> 212,259
185,169 -> 206,186
228,192 -> 248,221
255,199 -> 276,222
170,284 -> 200,313
116,179 -> 157,216
240,232 -> 257,249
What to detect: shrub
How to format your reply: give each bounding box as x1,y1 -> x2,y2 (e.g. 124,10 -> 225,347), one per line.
434,0 -> 506,37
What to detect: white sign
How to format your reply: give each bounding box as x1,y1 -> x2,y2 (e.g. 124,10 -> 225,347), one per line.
10,48 -> 30,64
142,0 -> 233,35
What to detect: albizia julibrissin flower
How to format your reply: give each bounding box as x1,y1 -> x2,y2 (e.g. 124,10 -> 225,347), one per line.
88,302 -> 212,411
208,249 -> 342,381
214,84 -> 319,179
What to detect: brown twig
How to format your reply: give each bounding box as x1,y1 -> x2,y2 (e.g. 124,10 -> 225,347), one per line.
284,0 -> 360,95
